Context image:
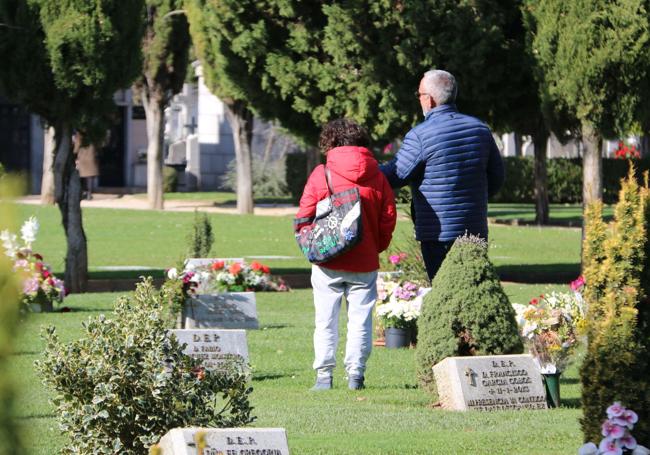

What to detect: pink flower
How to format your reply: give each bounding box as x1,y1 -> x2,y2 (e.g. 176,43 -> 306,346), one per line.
602,420 -> 626,439
613,410 -> 639,429
607,402 -> 625,418
389,255 -> 401,265
571,275 -> 586,292
620,433 -> 638,450
599,438 -> 623,455
22,276 -> 40,294
382,143 -> 393,154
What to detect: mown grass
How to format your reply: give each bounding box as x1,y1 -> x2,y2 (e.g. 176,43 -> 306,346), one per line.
12,284 -> 582,454
16,204 -> 581,282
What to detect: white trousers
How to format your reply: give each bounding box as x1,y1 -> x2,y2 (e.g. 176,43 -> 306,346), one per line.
311,265 -> 378,378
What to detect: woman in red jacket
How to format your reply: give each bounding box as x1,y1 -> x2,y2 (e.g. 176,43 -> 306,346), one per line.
295,119 -> 397,390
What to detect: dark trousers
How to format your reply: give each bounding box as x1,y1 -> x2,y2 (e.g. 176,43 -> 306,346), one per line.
420,241 -> 455,282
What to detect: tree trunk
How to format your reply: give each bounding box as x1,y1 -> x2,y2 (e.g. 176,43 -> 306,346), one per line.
143,96 -> 165,210
224,101 -> 254,214
582,123 -> 603,206
306,146 -> 319,175
532,128 -> 550,225
53,123 -> 88,293
40,126 -> 56,205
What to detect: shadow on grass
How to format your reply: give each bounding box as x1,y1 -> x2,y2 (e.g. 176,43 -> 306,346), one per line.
260,324 -> 291,330
561,377 -> 580,385
560,398 -> 581,409
252,373 -> 295,382
17,413 -> 56,420
496,263 -> 580,283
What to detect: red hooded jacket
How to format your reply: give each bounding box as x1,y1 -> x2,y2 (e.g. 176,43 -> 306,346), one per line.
295,146 -> 397,272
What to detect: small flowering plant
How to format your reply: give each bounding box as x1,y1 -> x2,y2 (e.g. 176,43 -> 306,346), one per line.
1,217 -> 66,312
167,260 -> 288,294
614,141 -> 640,160
512,277 -> 586,373
375,275 -> 430,330
579,403 -> 649,455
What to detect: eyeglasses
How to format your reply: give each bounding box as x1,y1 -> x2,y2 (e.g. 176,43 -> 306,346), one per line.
415,91 -> 430,99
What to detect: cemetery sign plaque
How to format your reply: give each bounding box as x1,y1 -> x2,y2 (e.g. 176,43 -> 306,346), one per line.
170,329 -> 249,370
157,427 -> 290,455
433,354 -> 548,411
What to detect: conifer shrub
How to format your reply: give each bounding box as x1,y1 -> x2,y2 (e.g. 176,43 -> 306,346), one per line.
36,278 -> 254,454
415,234 -> 523,392
580,166 -> 650,446
187,210 -> 214,258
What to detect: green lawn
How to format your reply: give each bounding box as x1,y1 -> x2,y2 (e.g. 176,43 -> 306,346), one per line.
16,204 -> 581,282
11,284 -> 582,454
135,191 -> 294,206
487,203 -> 614,226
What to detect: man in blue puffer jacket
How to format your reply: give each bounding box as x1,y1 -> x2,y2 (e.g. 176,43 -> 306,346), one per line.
381,69 -> 504,281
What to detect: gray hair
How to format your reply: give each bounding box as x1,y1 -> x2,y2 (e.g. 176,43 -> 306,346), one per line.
422,70 -> 457,105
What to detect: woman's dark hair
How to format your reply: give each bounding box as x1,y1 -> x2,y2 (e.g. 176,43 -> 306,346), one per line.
318,118 -> 370,152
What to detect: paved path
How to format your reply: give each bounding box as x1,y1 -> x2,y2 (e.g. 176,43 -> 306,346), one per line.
17,194 -> 299,216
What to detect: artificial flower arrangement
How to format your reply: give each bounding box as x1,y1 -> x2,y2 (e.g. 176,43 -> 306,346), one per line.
579,403 -> 649,455
1,217 -> 66,312
512,276 -> 586,374
167,259 -> 289,294
376,252 -> 431,331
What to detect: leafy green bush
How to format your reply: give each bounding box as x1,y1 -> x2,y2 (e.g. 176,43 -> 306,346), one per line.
163,166 -> 179,193
36,278 -> 254,454
0,200 -> 25,454
285,152 -> 309,203
415,234 -> 523,392
490,157 -> 650,204
580,167 -> 650,446
222,157 -> 289,198
187,210 -> 214,258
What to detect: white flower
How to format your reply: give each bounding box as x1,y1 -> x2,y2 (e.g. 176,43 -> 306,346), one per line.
578,442 -> 598,455
633,446 -> 650,455
0,230 -> 19,258
20,216 -> 39,247
167,268 -> 178,280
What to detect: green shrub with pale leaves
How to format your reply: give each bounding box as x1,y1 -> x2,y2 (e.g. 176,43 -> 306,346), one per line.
36,278 -> 254,454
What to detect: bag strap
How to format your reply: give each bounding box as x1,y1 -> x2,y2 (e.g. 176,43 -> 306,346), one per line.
324,166 -> 335,195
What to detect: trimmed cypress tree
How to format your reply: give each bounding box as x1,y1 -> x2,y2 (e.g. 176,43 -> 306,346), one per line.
415,234 -> 523,392
580,166 -> 650,445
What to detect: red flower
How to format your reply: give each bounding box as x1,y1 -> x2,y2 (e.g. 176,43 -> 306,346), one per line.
251,261 -> 263,271
261,265 -> 271,274
33,253 -> 43,260
229,263 -> 242,275
530,298 -> 539,306
211,260 -> 225,271
539,294 -> 544,299
35,262 -> 44,272
43,270 -> 51,278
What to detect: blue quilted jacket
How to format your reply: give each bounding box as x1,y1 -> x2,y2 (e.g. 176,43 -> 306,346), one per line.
380,104 -> 504,242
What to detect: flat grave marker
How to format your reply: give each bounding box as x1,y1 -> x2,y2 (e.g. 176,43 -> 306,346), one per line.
433,354 -> 548,411
157,427 -> 290,455
170,329 -> 249,370
183,293 -> 259,329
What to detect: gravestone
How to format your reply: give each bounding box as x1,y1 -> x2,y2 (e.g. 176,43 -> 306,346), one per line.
157,428 -> 290,455
184,258 -> 244,269
170,329 -> 249,370
433,354 -> 547,411
183,293 -> 259,329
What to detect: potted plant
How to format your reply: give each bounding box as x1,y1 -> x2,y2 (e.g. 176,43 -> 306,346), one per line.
1,217 -> 66,313
376,276 -> 430,348
512,277 -> 586,407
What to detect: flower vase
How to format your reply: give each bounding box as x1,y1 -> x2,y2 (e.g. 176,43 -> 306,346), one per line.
542,372 -> 561,408
385,327 -> 412,349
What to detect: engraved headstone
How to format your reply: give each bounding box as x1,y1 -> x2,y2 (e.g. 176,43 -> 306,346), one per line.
170,329 -> 249,370
433,354 -> 548,411
183,293 -> 259,329
157,428 -> 290,455
184,258 -> 244,269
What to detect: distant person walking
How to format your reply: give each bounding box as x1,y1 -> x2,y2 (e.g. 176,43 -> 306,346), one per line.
295,119 -> 397,391
73,132 -> 99,200
381,69 -> 504,281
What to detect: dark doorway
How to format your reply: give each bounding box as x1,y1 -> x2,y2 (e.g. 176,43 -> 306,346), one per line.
97,106 -> 126,187
0,99 -> 31,172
